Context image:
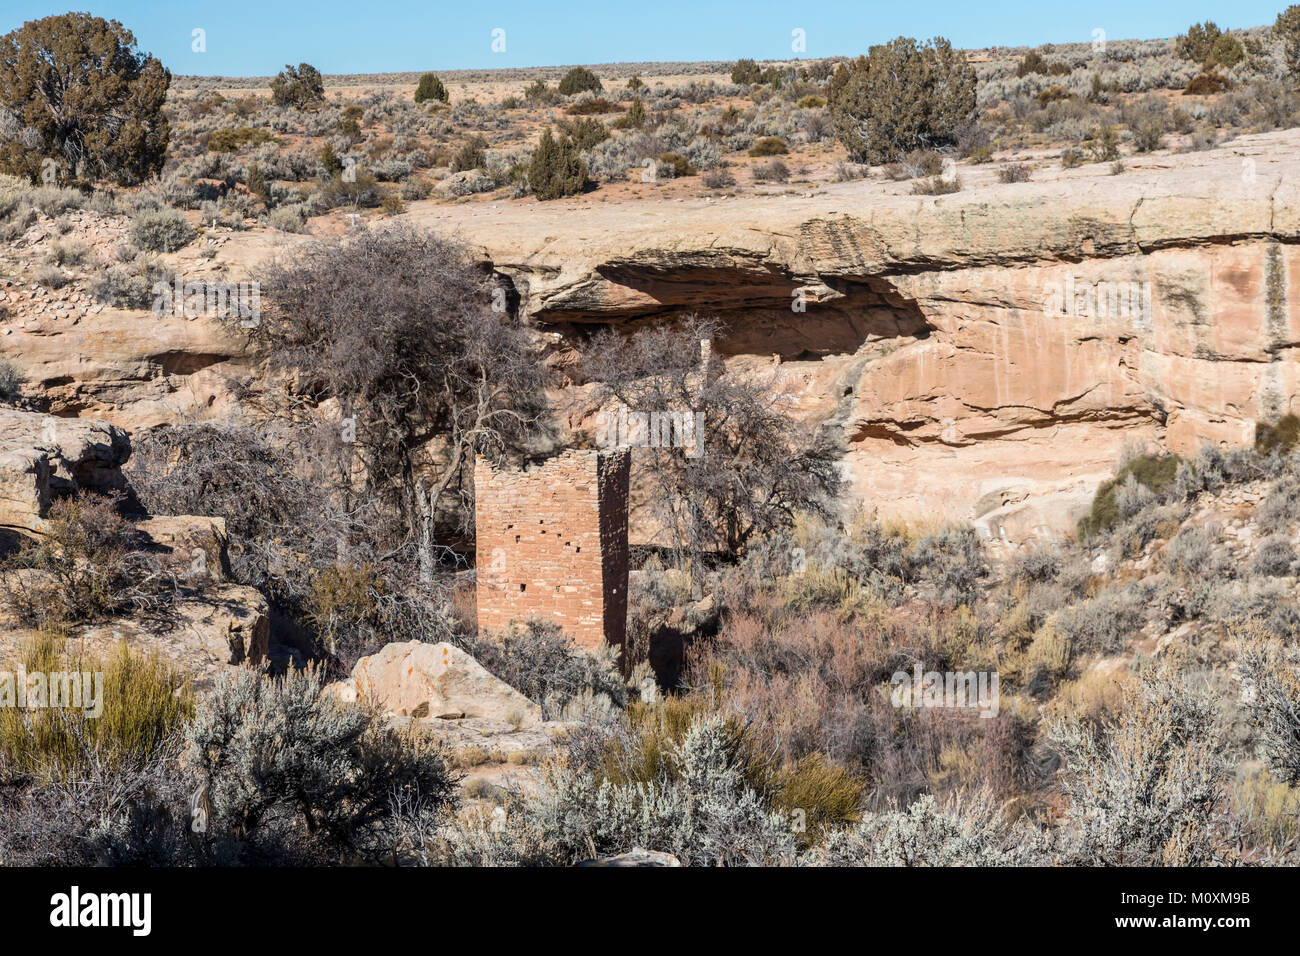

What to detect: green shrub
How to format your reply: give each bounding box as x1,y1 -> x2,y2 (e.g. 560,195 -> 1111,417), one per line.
1016,50 -> 1048,77
1175,22 -> 1243,69
318,142 -> 343,176
186,665 -> 459,861
206,126 -> 276,152
1177,22 -> 1224,63
244,164 -> 269,205
748,136 -> 789,157
770,752 -> 864,845
1210,34 -> 1245,68
612,97 -> 646,130
130,205 -> 194,252
336,109 -> 361,140
305,562 -> 386,659
0,629 -> 192,781
450,135 -> 488,172
557,67 -> 602,96
1079,453 -> 1181,538
828,37 -> 976,164
528,129 -> 587,200
730,58 -> 763,85
269,62 -> 324,108
1255,414 -> 1300,456
1089,124 -> 1120,161
523,79 -> 559,105
797,95 -> 826,109
556,117 -> 609,150
414,72 -> 448,104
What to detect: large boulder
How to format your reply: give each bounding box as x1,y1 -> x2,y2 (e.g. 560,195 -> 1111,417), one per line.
134,514 -> 230,582
346,641 -> 542,726
0,583 -> 270,690
0,407 -> 130,535
437,169 -> 495,197
77,584 -> 269,689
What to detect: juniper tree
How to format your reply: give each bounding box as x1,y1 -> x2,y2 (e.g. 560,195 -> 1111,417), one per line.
251,226 -> 548,585
0,13 -> 170,185
528,129 -> 587,199
270,62 -> 325,108
828,37 -> 976,164
414,72 -> 448,104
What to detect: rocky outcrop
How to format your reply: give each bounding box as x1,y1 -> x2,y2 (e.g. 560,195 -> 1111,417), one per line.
0,583 -> 269,690
78,584 -> 269,688
0,407 -> 261,689
6,130 -> 1299,545
0,408 -> 130,535
335,640 -> 543,726
403,127 -> 1300,544
133,515 -> 230,581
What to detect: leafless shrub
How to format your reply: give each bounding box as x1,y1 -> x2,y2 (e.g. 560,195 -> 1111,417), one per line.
0,493 -> 188,628
250,226 -> 549,585
582,314 -> 840,580
998,163 -> 1029,184
750,159 -> 789,182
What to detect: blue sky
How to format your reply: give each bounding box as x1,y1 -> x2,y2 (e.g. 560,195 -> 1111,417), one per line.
0,1 -> 1289,75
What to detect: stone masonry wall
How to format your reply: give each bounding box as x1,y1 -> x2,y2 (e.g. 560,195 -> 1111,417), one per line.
474,450 -> 630,650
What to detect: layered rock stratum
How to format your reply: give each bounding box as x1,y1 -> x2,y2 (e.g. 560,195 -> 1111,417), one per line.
5,128 -> 1299,545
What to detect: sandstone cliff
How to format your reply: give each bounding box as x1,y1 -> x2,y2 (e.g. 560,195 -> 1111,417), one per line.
408,127 -> 1300,543
5,128 -> 1298,545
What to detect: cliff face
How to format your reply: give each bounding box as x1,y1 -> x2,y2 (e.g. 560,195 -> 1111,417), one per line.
7,128 -> 1298,546
406,127 -> 1300,545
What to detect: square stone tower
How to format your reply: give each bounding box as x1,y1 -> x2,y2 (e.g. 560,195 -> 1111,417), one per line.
474,450 -> 630,650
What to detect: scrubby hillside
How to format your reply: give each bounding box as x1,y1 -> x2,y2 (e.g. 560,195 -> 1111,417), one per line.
4,9 -> 1300,869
